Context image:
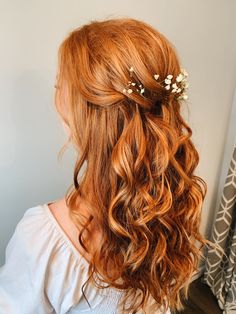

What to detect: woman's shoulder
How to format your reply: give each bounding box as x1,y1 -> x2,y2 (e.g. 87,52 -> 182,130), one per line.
0,202 -> 108,313
15,200 -> 89,267
46,198 -> 85,258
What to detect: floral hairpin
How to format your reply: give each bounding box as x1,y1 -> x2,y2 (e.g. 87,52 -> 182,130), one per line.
123,66 -> 189,101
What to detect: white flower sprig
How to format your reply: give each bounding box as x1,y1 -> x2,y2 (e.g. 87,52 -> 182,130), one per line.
153,67 -> 189,100
122,66 -> 189,101
123,67 -> 145,95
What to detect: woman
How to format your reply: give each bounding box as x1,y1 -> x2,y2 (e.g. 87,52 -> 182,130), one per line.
0,17 -> 218,314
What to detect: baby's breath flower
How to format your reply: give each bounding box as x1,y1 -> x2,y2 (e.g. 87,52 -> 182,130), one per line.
123,66 -> 189,101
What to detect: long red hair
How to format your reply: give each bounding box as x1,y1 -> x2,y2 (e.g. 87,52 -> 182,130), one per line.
54,17 -> 221,314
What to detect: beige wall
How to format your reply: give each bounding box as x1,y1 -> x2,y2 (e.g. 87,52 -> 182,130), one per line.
0,0 -> 235,266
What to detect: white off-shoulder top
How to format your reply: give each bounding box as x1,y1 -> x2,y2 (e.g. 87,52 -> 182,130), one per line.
0,204 -> 171,314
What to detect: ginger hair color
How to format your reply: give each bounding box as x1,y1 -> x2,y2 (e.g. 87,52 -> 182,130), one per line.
54,17 -> 221,314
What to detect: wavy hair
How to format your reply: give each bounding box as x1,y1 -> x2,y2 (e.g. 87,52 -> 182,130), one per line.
54,17 -> 223,314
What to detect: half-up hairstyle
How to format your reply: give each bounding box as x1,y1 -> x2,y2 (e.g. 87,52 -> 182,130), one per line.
54,17 -> 222,314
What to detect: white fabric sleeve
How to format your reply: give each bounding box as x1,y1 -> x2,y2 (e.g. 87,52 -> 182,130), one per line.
0,212 -> 55,314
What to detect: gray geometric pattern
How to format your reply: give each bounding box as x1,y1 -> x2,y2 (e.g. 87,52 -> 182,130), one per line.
202,145 -> 236,314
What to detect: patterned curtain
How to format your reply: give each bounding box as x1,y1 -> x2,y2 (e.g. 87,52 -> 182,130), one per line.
202,144 -> 236,314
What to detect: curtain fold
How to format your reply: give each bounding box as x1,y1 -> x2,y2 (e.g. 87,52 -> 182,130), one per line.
202,144 -> 236,314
